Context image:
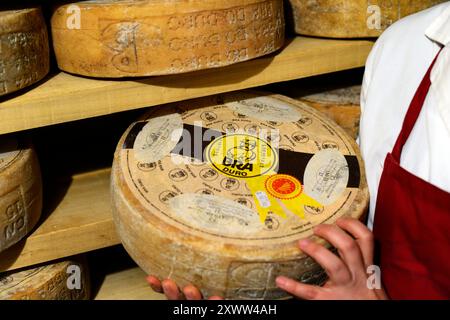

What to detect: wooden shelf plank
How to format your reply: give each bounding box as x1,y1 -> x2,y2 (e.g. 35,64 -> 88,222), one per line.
0,37 -> 373,135
0,168 -> 119,272
94,266 -> 166,300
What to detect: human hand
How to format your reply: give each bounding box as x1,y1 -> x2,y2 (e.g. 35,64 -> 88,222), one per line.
146,276 -> 223,300
276,217 -> 388,300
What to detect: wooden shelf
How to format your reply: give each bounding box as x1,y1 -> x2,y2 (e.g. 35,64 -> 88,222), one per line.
0,36 -> 373,135
0,168 -> 119,272
94,266 -> 166,300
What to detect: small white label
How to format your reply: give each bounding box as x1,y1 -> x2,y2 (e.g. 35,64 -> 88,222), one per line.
225,94 -> 302,122
169,194 -> 262,236
304,149 -> 349,205
255,191 -> 271,208
133,114 -> 183,163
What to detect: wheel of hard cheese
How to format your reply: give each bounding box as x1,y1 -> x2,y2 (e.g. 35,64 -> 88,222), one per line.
51,0 -> 285,78
0,6 -> 50,97
0,258 -> 90,300
0,137 -> 42,253
288,0 -> 445,38
298,85 -> 361,139
111,91 -> 369,299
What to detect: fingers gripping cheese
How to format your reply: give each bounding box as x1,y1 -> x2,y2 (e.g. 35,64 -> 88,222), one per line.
0,137 -> 42,253
0,6 -> 50,97
51,0 -> 285,77
111,91 -> 369,299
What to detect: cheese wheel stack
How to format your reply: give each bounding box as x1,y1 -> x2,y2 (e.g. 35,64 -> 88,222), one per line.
51,0 -> 285,78
298,85 -> 361,139
288,0 -> 445,38
0,6 -> 50,97
111,91 -> 369,299
0,259 -> 90,300
0,137 -> 42,253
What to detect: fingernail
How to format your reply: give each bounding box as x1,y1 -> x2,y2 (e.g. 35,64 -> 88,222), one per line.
299,239 -> 310,248
276,276 -> 287,287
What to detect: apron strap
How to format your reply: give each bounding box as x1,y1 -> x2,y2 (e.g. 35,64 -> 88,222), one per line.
391,48 -> 443,161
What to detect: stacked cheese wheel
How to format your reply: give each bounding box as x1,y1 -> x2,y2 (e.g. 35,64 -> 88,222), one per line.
51,0 -> 285,78
297,85 -> 361,139
288,0 -> 445,38
111,91 -> 369,299
0,137 -> 42,253
0,6 -> 49,97
0,259 -> 90,300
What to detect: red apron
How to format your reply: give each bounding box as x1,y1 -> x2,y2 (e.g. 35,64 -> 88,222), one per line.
373,49 -> 450,300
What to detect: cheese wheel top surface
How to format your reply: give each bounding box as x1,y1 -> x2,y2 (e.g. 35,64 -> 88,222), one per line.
0,260 -> 90,300
114,92 -> 368,251
300,85 -> 361,106
51,0 -> 285,77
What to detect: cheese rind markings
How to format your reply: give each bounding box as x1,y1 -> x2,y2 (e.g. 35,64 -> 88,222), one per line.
0,7 -> 50,96
51,0 -> 285,77
0,138 -> 42,253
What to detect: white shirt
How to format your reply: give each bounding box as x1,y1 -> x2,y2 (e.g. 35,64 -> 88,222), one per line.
360,2 -> 450,229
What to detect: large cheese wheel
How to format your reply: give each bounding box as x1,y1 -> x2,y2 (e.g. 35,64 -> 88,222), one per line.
111,91 -> 369,299
298,85 -> 361,139
0,6 -> 50,97
288,0 -> 445,38
51,0 -> 285,78
0,258 -> 90,300
0,137 -> 42,253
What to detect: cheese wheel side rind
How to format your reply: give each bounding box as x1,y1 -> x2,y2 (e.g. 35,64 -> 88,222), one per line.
0,258 -> 90,300
0,7 -> 50,96
288,0 -> 446,38
51,0 -> 285,77
0,141 -> 43,252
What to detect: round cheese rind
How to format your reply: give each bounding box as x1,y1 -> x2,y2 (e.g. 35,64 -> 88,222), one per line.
0,6 -> 50,97
111,91 -> 369,299
288,0 -> 446,38
0,137 -> 42,253
299,85 -> 361,139
51,0 -> 285,78
0,259 -> 90,300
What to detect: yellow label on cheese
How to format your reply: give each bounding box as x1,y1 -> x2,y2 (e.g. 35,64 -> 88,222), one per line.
205,134 -> 278,179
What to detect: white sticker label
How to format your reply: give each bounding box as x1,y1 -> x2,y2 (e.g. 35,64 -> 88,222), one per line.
226,95 -> 302,122
304,149 -> 349,205
169,193 -> 262,236
255,191 -> 271,208
133,114 -> 183,163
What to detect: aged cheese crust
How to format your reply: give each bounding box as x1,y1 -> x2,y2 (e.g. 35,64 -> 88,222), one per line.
0,6 -> 50,97
288,0 -> 446,38
299,85 -> 361,139
111,91 -> 369,299
0,258 -> 90,300
51,0 -> 285,78
0,137 -> 42,253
